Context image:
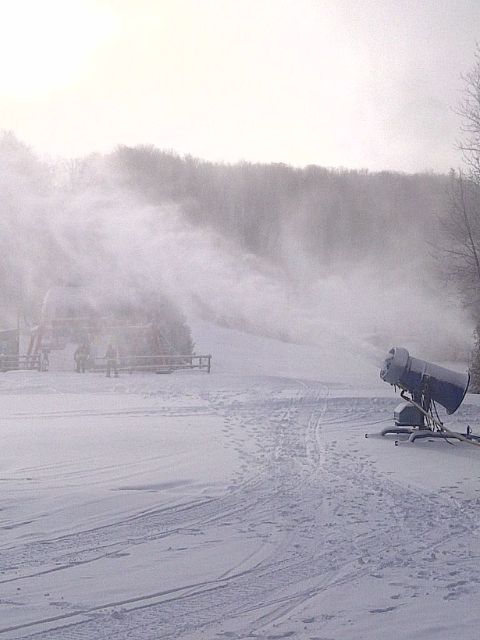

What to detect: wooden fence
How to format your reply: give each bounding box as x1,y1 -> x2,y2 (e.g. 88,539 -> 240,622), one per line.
0,354 -> 211,374
0,354 -> 42,372
91,354 -> 212,374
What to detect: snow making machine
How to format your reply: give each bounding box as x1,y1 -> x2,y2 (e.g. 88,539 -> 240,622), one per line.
366,346 -> 480,446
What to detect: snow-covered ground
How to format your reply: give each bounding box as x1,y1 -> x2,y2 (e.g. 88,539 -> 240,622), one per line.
1,322 -> 480,639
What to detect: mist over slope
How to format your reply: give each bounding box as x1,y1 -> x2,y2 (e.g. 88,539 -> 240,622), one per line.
0,134 -> 471,363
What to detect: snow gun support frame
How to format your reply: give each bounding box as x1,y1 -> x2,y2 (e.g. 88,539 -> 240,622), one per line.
366,346 -> 480,446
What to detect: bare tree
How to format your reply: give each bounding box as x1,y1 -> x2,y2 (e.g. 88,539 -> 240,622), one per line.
442,171 -> 480,307
458,47 -> 480,181
451,48 -> 480,388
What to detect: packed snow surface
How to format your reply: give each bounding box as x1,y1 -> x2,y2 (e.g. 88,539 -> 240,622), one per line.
1,321 -> 480,639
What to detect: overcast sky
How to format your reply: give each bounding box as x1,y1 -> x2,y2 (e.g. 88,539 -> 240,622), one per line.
0,0 -> 478,172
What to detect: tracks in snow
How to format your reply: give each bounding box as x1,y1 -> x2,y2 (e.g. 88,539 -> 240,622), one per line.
3,380 -> 480,639
0,378 -> 329,638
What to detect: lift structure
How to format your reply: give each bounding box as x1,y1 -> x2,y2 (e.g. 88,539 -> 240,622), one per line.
24,285 -> 211,374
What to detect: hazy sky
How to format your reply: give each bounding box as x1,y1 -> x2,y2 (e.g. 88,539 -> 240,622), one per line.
0,0 -> 478,172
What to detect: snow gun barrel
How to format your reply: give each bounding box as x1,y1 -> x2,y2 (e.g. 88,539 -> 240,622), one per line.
380,346 -> 469,415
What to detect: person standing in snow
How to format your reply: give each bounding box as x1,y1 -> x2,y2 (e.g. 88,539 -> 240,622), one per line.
41,350 -> 49,371
0,349 -> 7,372
74,344 -> 89,373
105,343 -> 119,378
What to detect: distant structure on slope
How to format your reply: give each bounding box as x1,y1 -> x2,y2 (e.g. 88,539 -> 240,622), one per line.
24,284 -> 204,373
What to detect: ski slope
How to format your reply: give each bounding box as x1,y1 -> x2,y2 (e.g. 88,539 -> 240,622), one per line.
1,322 -> 480,639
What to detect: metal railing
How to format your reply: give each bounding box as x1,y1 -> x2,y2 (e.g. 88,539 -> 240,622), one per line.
91,354 -> 212,374
0,354 -> 42,372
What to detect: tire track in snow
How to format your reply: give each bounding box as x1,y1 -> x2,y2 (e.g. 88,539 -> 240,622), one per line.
6,379 -> 331,640
6,384 -> 480,640
0,384 -> 289,580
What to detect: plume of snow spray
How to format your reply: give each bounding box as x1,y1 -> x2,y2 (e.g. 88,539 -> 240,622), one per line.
0,138 -> 472,368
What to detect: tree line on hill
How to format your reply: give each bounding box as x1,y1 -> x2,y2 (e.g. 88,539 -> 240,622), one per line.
61,142 -> 449,283
0,128 -> 472,366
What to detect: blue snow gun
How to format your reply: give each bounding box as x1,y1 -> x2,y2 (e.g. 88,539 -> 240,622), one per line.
371,347 -> 477,445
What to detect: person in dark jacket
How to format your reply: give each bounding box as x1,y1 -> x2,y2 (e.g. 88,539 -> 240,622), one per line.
41,350 -> 49,372
105,343 -> 119,377
74,344 -> 89,373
